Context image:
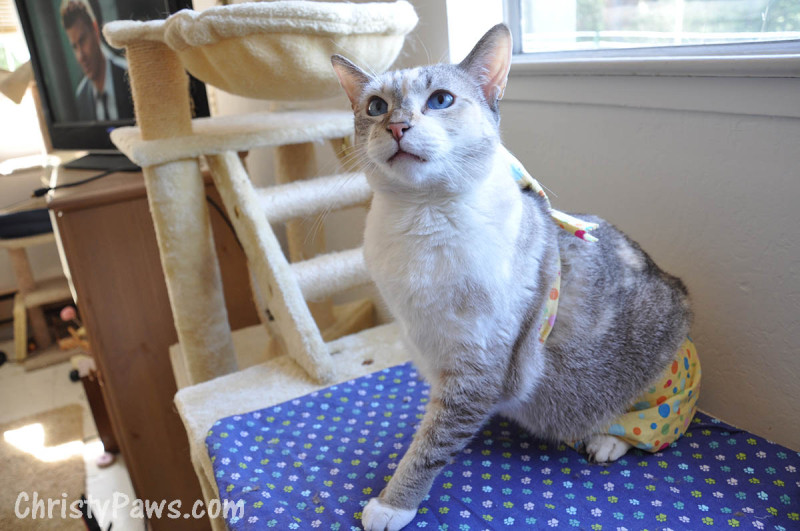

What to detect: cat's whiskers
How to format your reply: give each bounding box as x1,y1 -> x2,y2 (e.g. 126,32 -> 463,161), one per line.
448,149 -> 488,176
302,151 -> 377,249
335,142 -> 372,171
538,181 -> 559,199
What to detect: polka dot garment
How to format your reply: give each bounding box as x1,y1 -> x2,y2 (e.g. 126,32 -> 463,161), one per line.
604,338 -> 701,452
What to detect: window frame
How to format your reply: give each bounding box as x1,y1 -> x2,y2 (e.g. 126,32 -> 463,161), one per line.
505,0 -> 800,78
502,0 -> 800,119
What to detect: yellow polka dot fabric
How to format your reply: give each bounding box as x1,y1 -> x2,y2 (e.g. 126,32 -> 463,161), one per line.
500,146 -> 600,243
606,338 -> 701,452
537,265 -> 561,345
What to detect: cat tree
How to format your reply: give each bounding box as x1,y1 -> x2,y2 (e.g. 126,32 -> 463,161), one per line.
103,2 -> 418,527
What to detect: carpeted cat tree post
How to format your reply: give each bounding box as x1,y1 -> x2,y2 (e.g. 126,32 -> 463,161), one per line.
125,38 -> 237,385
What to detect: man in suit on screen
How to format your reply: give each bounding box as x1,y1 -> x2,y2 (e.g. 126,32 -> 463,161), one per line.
60,0 -> 133,121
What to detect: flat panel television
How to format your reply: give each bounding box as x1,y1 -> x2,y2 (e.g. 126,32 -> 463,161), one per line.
14,0 -> 208,170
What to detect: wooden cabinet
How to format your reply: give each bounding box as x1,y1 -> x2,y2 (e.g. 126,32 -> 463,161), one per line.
49,168 -> 259,530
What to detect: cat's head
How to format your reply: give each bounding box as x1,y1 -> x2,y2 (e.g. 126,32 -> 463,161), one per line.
332,24 -> 512,195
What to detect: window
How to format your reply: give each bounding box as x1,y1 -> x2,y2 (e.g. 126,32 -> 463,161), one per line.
0,0 -> 29,71
501,0 -> 800,120
511,0 -> 800,54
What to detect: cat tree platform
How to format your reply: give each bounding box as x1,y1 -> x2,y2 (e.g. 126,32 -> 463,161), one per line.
207,362 -> 800,530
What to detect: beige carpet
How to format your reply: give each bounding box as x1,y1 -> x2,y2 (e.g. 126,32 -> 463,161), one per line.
0,404 -> 86,530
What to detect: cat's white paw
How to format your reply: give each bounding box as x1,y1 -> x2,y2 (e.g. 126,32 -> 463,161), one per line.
586,434 -> 632,463
362,497 -> 417,531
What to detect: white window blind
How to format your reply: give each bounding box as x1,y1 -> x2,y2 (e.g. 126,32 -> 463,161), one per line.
0,0 -> 18,34
511,0 -> 800,55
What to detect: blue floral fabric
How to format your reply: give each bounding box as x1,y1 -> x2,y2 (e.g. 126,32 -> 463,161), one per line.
206,362 -> 799,530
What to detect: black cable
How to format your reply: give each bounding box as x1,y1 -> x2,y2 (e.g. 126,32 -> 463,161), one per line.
0,196 -> 38,212
31,169 -> 115,198
204,195 -> 272,321
206,195 -> 243,250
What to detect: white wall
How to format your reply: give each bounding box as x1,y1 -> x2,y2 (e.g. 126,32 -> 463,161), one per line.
501,70 -> 800,450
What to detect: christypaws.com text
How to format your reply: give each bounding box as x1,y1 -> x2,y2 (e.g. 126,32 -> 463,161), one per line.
14,491 -> 245,521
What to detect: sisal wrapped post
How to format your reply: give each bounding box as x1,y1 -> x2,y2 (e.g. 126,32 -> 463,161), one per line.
274,142 -> 335,331
126,40 -> 236,385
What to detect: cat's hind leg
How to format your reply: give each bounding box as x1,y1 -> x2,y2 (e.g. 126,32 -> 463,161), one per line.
585,434 -> 632,463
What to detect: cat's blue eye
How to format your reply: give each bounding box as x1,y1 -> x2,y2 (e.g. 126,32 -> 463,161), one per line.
367,97 -> 389,116
427,91 -> 454,110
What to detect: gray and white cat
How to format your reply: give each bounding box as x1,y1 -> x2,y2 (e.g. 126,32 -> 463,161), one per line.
332,24 -> 693,531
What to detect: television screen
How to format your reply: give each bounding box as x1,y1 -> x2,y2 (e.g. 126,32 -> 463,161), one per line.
14,0 -> 208,169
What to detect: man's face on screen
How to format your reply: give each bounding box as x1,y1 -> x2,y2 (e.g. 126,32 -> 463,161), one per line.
66,17 -> 103,84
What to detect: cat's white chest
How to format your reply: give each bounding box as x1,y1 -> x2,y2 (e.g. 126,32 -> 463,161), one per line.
364,187 -> 521,367
366,201 -> 484,294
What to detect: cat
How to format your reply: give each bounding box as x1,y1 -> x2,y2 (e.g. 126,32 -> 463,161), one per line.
332,23 -> 696,531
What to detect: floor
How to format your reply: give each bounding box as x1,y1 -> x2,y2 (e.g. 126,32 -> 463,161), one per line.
0,328 -> 143,531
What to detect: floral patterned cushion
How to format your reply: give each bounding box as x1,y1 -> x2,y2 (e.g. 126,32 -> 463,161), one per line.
206,363 -> 799,530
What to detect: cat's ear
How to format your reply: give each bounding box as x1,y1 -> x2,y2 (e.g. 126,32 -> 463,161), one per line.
459,24 -> 512,108
331,55 -> 372,108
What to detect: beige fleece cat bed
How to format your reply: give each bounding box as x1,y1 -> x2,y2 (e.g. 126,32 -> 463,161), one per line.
104,1 -> 417,100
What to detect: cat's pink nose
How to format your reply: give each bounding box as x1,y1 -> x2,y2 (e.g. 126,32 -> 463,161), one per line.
388,122 -> 410,141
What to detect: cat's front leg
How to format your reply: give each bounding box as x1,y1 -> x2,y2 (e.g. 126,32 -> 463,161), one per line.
362,380 -> 498,531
